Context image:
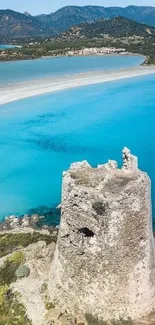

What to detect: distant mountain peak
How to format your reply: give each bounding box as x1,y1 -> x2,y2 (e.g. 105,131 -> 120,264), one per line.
1,5 -> 155,39
0,9 -> 56,38
24,11 -> 31,17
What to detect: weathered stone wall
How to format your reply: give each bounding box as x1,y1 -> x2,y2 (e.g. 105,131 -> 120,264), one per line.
49,148 -> 155,321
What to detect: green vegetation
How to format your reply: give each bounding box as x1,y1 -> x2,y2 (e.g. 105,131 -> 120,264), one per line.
144,55 -> 155,65
74,16 -> 155,38
0,248 -> 31,324
45,301 -> 55,310
7,251 -> 25,264
0,33 -> 155,65
1,14 -> 155,65
40,282 -> 55,311
0,231 -> 57,324
0,232 -> 57,258
0,251 -> 25,286
85,314 -> 133,325
1,6 -> 155,40
111,319 -> 133,325
0,9 -> 55,38
0,287 -> 32,325
0,16 -> 155,63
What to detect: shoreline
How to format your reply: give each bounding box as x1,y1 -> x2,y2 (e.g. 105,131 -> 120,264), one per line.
0,66 -> 155,106
0,49 -> 144,63
41,52 -> 143,59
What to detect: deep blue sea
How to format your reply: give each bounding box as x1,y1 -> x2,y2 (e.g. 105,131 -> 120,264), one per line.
0,55 -> 155,225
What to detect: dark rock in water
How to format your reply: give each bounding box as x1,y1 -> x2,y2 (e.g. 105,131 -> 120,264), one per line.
27,205 -> 61,227
0,205 -> 61,232
28,205 -> 54,216
15,265 -> 30,278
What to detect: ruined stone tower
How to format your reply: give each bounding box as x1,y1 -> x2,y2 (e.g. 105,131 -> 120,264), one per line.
49,148 -> 155,321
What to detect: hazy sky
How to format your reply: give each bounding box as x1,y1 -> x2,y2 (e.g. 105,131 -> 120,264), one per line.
0,0 -> 155,14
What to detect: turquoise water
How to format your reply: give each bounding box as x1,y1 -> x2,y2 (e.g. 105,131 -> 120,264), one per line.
0,55 -> 144,85
0,73 -> 155,223
0,45 -> 16,49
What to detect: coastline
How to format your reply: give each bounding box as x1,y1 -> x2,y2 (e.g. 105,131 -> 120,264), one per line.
0,48 -> 143,63
41,52 -> 143,60
0,66 -> 155,106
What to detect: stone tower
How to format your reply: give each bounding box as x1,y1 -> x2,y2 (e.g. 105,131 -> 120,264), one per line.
49,148 -> 155,321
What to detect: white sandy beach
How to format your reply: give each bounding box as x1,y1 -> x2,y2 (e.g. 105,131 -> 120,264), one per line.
0,66 -> 155,106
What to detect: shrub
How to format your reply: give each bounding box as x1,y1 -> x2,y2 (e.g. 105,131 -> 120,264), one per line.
45,301 -> 55,310
0,232 -> 57,258
7,251 -> 25,264
41,282 -> 48,293
0,285 -> 9,305
111,318 -> 133,325
85,313 -> 107,325
0,261 -> 19,286
0,252 -> 25,286
0,288 -> 32,325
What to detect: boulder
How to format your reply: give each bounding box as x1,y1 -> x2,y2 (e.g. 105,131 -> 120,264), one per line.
22,216 -> 30,227
31,214 -> 40,223
15,265 -> 30,278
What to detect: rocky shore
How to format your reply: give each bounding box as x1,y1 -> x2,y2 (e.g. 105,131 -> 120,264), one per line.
0,212 -> 60,234
1,149 -> 155,325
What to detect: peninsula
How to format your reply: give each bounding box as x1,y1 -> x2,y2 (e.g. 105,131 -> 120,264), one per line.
1,16 -> 155,65
1,66 -> 155,106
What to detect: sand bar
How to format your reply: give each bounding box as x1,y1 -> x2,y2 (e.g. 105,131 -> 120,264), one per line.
0,66 -> 155,106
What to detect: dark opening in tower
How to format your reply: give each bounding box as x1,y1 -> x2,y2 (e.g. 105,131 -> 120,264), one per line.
78,227 -> 95,237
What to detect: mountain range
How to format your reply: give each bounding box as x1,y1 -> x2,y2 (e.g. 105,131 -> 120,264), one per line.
0,9 -> 55,38
1,5 -> 155,38
59,16 -> 155,40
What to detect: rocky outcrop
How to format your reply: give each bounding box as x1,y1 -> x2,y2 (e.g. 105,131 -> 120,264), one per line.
49,148 -> 155,321
11,240 -> 56,325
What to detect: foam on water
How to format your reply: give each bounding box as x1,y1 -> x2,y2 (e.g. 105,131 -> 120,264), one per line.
0,73 -> 155,224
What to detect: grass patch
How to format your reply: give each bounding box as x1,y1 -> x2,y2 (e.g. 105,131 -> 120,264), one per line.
0,261 -> 20,286
0,286 -> 32,325
0,232 -> 57,258
7,251 -> 25,264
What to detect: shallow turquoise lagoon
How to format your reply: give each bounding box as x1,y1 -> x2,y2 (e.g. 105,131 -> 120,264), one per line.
0,74 -> 155,223
0,54 -> 144,85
